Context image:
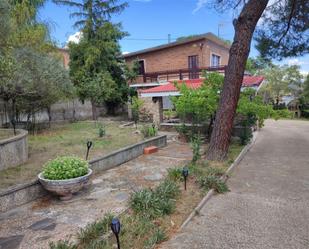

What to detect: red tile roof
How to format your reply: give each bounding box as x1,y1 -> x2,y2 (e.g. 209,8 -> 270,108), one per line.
140,76 -> 264,94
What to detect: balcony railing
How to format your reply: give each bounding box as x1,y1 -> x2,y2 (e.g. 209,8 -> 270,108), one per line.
142,65 -> 226,83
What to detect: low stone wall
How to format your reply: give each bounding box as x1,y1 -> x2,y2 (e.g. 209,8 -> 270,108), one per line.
0,129 -> 28,171
0,135 -> 167,213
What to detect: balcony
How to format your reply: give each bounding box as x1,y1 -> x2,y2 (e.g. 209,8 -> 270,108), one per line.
138,65 -> 227,83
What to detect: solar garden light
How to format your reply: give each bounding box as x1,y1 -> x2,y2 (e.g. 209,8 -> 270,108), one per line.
111,217 -> 121,249
85,140 -> 93,160
182,166 -> 189,190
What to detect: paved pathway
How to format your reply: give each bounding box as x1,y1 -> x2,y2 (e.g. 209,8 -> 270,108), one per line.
161,120 -> 309,249
0,138 -> 191,249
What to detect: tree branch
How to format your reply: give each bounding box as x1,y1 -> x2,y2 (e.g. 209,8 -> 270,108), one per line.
278,0 -> 296,45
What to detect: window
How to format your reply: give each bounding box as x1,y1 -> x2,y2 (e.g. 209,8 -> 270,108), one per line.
211,54 -> 221,67
138,60 -> 145,75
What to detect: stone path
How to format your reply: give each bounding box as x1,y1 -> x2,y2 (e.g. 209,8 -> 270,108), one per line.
160,120 -> 309,249
0,139 -> 192,249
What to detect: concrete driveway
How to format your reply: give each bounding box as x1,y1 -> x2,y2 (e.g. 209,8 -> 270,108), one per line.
161,120 -> 309,249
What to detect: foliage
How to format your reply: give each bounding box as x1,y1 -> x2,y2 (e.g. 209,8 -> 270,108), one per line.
260,64 -> 303,105
245,56 -> 273,75
167,167 -> 183,182
163,109 -> 176,120
98,123 -> 106,137
204,166 -> 225,177
49,240 -> 77,249
78,213 -> 113,245
125,60 -> 140,83
198,175 -> 229,193
175,123 -> 190,139
255,0 -> 309,59
237,88 -> 273,128
43,156 -> 89,180
144,228 -> 167,248
129,180 -> 180,219
141,124 -> 157,138
54,0 -> 129,115
302,74 -> 309,103
173,72 -> 224,124
190,135 -> 202,163
131,96 -> 144,127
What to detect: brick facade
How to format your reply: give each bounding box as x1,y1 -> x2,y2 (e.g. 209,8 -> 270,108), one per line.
124,34 -> 230,83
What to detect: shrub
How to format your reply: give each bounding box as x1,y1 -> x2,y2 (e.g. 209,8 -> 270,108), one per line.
98,124 -> 106,137
141,124 -> 158,138
190,135 -> 202,163
175,123 -> 190,138
204,166 -> 225,177
167,167 -> 183,182
42,156 -> 89,180
129,180 -> 180,219
198,176 -> 229,193
77,213 -> 113,245
144,228 -> 167,248
49,240 -> 77,249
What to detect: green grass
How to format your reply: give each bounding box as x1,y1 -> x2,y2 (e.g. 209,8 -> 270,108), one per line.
0,121 -> 143,190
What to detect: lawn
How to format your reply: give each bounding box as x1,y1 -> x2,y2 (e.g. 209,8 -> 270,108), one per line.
0,121 -> 143,190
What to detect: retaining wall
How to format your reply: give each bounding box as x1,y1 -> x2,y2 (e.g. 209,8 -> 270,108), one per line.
0,129 -> 28,171
0,135 -> 167,213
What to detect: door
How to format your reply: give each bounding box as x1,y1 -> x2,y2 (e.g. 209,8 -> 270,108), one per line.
188,55 -> 199,79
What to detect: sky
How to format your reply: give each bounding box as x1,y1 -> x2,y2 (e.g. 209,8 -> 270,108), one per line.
39,0 -> 309,75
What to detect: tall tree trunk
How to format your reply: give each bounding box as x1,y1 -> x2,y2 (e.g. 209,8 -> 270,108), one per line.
206,0 -> 269,161
91,100 -> 97,120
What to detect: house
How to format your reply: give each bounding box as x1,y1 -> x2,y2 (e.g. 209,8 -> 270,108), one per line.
123,32 -> 265,125
123,32 -> 230,85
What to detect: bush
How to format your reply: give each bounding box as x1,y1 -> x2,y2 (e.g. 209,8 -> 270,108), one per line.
43,156 -> 89,180
129,180 -> 180,219
198,176 -> 229,193
49,240 -> 77,249
144,228 -> 167,248
98,124 -> 106,137
167,167 -> 183,182
77,213 -> 113,245
141,124 -> 158,138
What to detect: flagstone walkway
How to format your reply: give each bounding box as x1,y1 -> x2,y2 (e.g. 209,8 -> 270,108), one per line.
0,138 -> 192,249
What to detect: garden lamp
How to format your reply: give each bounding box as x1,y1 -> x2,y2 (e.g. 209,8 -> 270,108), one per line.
111,217 -> 121,249
182,166 -> 189,190
85,140 -> 93,160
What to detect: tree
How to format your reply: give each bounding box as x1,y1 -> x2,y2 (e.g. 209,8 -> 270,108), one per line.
255,0 -> 309,59
131,96 -> 143,129
206,0 -> 308,160
302,74 -> 309,102
245,56 -> 273,75
53,0 -> 129,116
260,65 -> 303,106
173,72 -> 224,137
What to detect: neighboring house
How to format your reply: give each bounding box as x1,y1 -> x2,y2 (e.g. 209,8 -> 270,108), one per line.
123,33 -> 230,85
123,33 -> 265,125
139,77 -> 265,124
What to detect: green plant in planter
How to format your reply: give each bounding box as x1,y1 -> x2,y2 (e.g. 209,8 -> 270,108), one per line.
43,156 -> 89,180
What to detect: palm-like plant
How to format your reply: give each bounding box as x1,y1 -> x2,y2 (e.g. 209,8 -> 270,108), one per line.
52,0 -> 128,39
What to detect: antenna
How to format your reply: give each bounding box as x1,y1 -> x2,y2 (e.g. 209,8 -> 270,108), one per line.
168,34 -> 171,43
217,23 -> 224,38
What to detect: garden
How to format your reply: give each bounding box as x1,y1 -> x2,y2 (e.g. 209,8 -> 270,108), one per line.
0,120 -> 146,190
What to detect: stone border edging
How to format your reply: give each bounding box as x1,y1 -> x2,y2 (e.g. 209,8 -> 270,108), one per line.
0,135 -> 167,213
180,131 -> 258,229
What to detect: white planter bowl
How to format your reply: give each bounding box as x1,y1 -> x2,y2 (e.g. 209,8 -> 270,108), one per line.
38,169 -> 92,200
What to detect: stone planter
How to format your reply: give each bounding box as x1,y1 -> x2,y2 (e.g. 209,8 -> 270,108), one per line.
38,169 -> 92,200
